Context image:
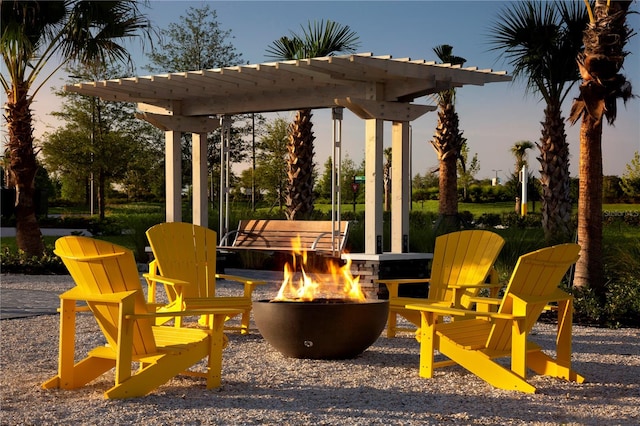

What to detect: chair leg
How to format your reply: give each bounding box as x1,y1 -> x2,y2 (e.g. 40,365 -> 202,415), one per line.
42,356 -> 116,390
206,314 -> 228,389
240,310 -> 250,334
418,311 -> 436,378
387,311 -> 397,338
527,350 -> 585,383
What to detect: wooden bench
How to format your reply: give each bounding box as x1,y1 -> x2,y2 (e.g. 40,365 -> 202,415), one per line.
219,220 -> 350,256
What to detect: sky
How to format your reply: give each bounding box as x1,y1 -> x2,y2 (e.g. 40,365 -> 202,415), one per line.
23,0 -> 640,181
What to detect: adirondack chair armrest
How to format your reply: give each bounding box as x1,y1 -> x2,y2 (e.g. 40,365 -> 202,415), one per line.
449,282 -> 502,290
215,274 -> 266,286
405,303 -> 472,317
406,302 -> 526,321
142,273 -> 191,287
60,286 -> 138,305
216,274 -> 266,298
54,250 -> 127,261
467,296 -> 502,305
126,307 -> 244,320
509,288 -> 572,306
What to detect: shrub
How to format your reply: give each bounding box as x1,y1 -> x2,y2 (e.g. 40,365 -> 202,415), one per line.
476,213 -> 501,227
0,245 -> 67,275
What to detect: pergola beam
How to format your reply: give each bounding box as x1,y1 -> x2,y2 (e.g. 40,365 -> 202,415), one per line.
335,97 -> 435,121
136,112 -> 220,133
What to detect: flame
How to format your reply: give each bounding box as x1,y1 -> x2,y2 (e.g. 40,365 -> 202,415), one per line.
273,236 -> 366,302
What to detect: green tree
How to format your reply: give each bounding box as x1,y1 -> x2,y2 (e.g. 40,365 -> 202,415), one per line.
316,155 -> 364,205
457,141 -> 480,202
145,5 -> 242,73
266,20 -> 360,220
340,155 -> 364,203
144,4 -> 252,202
1,0 -> 150,255
569,0 -> 634,298
489,1 -> 589,242
429,44 -> 467,231
316,157 -> 334,201
256,118 -> 290,210
620,152 -> 640,201
43,65 -> 163,217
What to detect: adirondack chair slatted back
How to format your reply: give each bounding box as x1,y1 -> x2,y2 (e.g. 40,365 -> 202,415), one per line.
54,236 -> 156,355
487,243 -> 581,352
429,230 -> 505,305
147,222 -> 217,300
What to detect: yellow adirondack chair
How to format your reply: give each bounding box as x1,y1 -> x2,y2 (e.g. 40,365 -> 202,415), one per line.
42,236 -> 243,399
145,222 -> 265,332
377,230 -> 505,337
406,243 -> 585,393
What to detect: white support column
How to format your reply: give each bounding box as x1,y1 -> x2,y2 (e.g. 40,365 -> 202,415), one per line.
331,107 -> 344,256
365,119 -> 384,254
521,164 -> 528,217
391,121 -> 410,253
165,130 -> 182,222
219,115 -> 231,241
192,132 -> 208,227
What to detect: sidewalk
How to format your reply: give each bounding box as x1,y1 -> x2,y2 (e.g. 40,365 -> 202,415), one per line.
0,227 -> 91,237
0,269 -> 285,320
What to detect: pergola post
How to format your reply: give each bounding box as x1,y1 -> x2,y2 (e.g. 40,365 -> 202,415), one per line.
331,107 -> 344,256
391,121 -> 410,253
192,132 -> 207,227
165,130 -> 182,222
219,115 -> 232,241
365,119 -> 384,254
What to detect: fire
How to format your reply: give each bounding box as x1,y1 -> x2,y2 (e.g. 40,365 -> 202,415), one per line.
274,236 -> 366,302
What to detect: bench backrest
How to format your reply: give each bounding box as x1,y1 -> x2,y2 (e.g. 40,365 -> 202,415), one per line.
230,220 -> 349,253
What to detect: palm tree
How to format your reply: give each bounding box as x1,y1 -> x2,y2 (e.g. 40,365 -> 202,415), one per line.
489,1 -> 589,243
510,140 -> 534,213
266,20 -> 359,220
568,0 -> 634,296
1,0 -> 150,256
383,147 -> 392,211
429,44 -> 466,231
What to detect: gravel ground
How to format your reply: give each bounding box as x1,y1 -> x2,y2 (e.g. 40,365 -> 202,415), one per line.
1,273 -> 639,425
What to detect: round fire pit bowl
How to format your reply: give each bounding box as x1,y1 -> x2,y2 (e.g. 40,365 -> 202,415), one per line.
253,299 -> 389,359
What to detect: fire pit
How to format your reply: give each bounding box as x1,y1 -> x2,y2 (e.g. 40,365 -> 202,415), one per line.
254,237 -> 388,359
253,298 -> 388,359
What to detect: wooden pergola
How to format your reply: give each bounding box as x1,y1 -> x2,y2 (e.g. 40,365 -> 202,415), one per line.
66,53 -> 510,259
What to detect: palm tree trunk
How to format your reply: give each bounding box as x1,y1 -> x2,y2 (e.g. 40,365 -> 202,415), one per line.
439,150 -> 458,217
571,0 -> 632,295
431,101 -> 462,231
286,109 -> 315,220
538,103 -> 573,243
574,114 -> 604,293
6,84 -> 45,256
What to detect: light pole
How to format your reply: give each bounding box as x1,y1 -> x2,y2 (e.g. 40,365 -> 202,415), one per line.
491,169 -> 502,186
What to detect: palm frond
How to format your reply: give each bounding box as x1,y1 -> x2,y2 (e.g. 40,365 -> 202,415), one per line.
266,19 -> 359,60
487,0 -> 588,102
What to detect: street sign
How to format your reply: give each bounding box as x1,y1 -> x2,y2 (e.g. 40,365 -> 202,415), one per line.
354,175 -> 365,183
351,183 -> 360,193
